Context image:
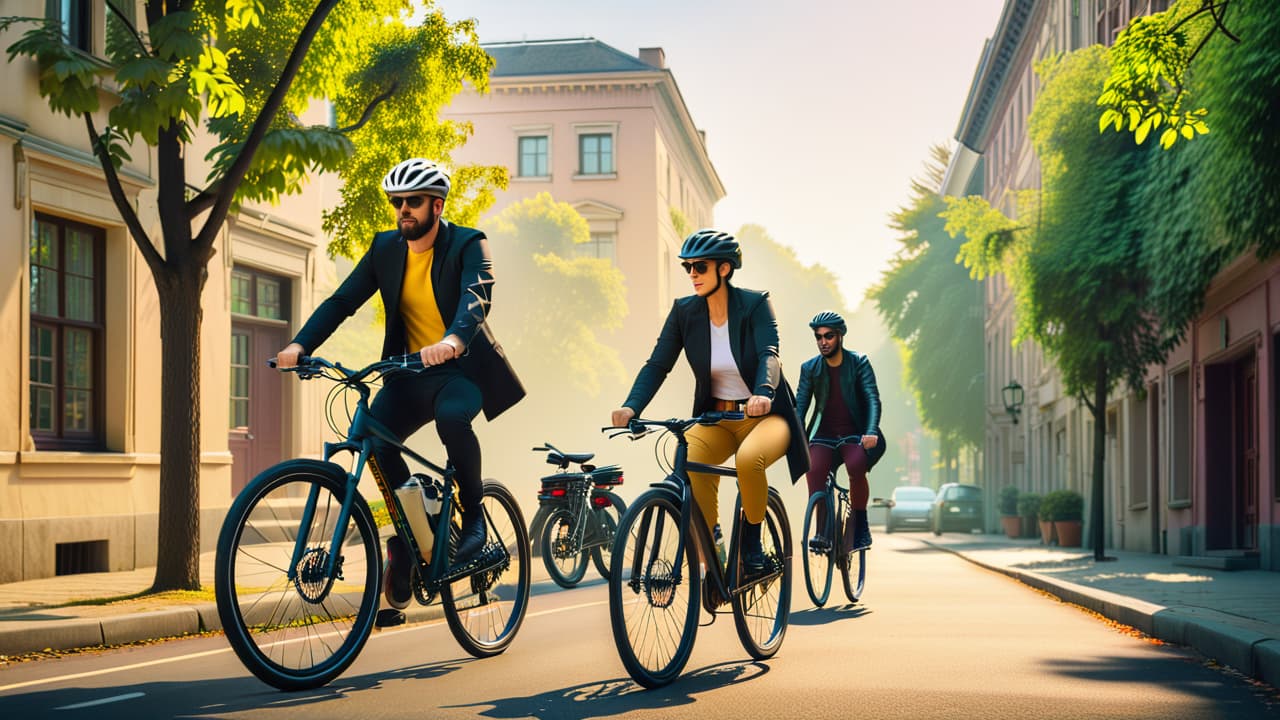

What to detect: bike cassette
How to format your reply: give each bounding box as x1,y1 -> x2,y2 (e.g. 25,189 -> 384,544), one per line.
642,559 -> 679,609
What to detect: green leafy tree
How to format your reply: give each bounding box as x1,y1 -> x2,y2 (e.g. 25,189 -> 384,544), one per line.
3,1 -> 497,590
870,145 -> 984,474
1097,0 -> 1239,148
945,47 -> 1168,561
481,193 -> 628,397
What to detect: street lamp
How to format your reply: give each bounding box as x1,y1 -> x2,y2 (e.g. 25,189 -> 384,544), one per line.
1002,380 -> 1025,424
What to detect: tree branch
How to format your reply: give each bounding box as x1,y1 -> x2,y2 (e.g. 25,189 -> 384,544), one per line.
1078,389 -> 1096,415
190,0 -> 341,243
336,81 -> 399,134
85,113 -> 165,274
1207,0 -> 1241,42
186,182 -> 220,217
104,0 -> 149,57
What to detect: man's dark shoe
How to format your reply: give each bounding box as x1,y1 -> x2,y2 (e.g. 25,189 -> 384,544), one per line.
454,509 -> 487,562
808,535 -> 832,554
849,509 -> 872,551
740,520 -> 766,577
383,536 -> 412,610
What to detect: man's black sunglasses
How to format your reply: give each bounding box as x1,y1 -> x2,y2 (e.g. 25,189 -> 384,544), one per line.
389,195 -> 429,210
680,260 -> 710,275
814,331 -> 838,341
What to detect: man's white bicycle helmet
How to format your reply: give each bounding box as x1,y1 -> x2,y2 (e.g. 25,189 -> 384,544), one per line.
382,158 -> 451,199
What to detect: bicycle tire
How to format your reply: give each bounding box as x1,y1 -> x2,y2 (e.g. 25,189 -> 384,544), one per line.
801,490 -> 834,607
841,548 -> 867,603
215,459 -> 380,691
541,508 -> 589,588
732,487 -> 791,660
608,488 -> 700,689
590,493 -> 626,580
442,480 -> 531,657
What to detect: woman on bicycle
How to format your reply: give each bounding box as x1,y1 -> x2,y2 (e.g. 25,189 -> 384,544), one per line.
610,229 -> 808,575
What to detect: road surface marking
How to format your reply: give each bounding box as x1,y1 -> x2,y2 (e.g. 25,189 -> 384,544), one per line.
54,691 -> 146,710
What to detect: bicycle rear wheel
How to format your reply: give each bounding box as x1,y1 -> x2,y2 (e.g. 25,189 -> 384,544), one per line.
836,497 -> 866,602
801,490 -> 833,607
590,493 -> 626,580
442,480 -> 531,657
541,508 -> 589,588
608,488 -> 700,689
215,460 -> 380,691
733,487 -> 792,660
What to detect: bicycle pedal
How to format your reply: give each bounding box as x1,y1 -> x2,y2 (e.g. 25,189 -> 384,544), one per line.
375,608 -> 406,628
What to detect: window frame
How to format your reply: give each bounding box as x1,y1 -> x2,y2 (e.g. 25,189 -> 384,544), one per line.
573,122 -> 619,180
230,265 -> 291,323
29,212 -> 106,450
517,135 -> 549,179
1168,365 -> 1193,508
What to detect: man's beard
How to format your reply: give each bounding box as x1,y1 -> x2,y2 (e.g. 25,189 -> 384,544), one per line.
400,206 -> 438,241
820,339 -> 842,358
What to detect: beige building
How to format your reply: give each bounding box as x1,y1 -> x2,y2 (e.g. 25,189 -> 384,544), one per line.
444,38 -> 726,357
0,1 -> 336,581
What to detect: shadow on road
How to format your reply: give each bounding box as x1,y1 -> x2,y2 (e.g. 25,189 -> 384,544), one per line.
1040,653 -> 1280,715
443,660 -> 771,719
789,604 -> 871,626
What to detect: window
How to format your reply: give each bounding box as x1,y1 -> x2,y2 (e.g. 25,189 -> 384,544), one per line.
579,133 -> 614,175
576,232 -> 616,264
230,331 -> 249,429
30,214 -> 105,449
518,136 -> 548,178
1129,394 -> 1149,508
47,0 -> 91,52
230,266 -> 289,321
1170,368 -> 1192,505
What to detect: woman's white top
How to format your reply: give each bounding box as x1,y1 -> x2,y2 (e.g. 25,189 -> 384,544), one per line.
709,320 -> 752,400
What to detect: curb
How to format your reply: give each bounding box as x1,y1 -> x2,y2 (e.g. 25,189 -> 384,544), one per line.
921,539 -> 1280,688
0,600 -> 447,657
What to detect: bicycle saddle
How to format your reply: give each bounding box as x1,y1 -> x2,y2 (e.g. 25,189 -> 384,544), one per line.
547,451 -> 595,466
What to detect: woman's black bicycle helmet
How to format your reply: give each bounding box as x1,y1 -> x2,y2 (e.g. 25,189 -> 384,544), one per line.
809,310 -> 847,335
679,229 -> 742,268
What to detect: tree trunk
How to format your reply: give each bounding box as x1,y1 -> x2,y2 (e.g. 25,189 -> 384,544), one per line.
150,262 -> 206,591
1091,355 -> 1109,562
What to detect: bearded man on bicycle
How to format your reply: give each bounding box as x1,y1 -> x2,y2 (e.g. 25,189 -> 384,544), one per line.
275,158 -> 524,608
795,311 -> 885,553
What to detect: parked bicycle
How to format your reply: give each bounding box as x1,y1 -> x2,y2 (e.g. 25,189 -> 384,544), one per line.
531,443 -> 627,588
604,412 -> 792,689
802,434 -> 868,606
214,355 -> 531,691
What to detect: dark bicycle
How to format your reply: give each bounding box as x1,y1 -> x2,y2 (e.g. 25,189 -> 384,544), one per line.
604,412 -> 792,689
802,434 -> 868,606
214,355 -> 531,691
531,443 -> 627,588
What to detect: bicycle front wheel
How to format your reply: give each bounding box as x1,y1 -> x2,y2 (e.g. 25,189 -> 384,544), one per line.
442,480 -> 531,657
590,493 -> 626,580
839,497 -> 866,602
733,487 -> 792,660
801,490 -> 834,607
608,488 -> 700,689
541,508 -> 589,588
214,460 -> 380,691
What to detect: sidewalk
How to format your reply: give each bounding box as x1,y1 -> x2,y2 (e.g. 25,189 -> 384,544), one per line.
918,532 -> 1280,688
1,535 -> 1278,691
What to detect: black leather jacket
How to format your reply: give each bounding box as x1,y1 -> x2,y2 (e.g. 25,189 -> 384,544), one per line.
795,349 -> 886,468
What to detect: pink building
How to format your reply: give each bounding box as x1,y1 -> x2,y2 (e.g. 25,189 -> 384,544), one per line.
444,38 -> 725,358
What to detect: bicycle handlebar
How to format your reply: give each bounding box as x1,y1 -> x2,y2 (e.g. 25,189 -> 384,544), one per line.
600,411 -> 747,440
266,354 -> 427,384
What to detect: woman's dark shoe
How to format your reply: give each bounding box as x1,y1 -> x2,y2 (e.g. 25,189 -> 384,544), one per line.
740,519 -> 766,577
454,510 -> 487,562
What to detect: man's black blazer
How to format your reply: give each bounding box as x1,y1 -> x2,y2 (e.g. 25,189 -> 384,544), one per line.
291,221 -> 524,421
623,286 -> 809,482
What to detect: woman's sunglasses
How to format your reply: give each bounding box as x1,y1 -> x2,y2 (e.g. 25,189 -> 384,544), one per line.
680,260 -> 710,275
389,195 -> 429,210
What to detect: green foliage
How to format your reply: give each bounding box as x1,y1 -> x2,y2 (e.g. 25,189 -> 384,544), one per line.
872,145 -> 984,449
1017,492 -> 1042,519
1041,489 -> 1084,522
669,207 -> 690,237
999,485 -> 1020,516
481,193 -> 628,397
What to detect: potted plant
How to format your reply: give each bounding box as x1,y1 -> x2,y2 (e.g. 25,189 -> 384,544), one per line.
1049,489 -> 1084,547
999,485 -> 1021,538
1037,492 -> 1058,546
1017,492 -> 1041,540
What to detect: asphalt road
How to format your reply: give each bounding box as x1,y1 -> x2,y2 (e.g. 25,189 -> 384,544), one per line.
1,534 -> 1277,719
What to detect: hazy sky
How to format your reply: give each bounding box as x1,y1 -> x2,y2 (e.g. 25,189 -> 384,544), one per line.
431,0 -> 1008,306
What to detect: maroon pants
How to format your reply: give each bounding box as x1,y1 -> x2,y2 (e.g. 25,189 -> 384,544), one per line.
806,441 -> 870,510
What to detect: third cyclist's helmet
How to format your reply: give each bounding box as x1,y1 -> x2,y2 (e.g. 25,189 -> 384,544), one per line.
809,310 -> 847,336
679,229 -> 742,268
382,158 -> 451,199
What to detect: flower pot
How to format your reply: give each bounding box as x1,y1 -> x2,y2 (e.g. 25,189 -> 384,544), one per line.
1054,520 -> 1083,548
1039,519 -> 1057,546
1022,515 -> 1039,539
1000,515 -> 1022,538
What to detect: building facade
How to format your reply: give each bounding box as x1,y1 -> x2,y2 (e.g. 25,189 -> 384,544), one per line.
1,1 -> 337,581
944,0 -> 1277,570
443,38 -> 726,358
